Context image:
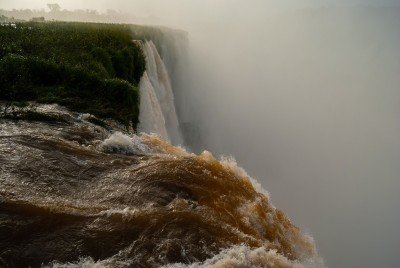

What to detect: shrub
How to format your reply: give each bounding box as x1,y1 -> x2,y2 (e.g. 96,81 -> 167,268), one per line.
0,21 -> 149,130
0,54 -> 35,100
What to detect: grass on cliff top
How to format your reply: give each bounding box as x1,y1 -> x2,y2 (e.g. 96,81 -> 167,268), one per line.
0,21 -> 155,129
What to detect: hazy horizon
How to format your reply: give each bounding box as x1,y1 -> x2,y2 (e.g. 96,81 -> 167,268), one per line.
2,1 -> 400,268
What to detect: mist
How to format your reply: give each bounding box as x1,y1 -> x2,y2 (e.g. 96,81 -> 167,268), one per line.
2,1 -> 400,267
182,7 -> 400,268
183,8 -> 400,268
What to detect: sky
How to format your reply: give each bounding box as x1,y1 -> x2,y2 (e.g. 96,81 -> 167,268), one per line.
1,0 -> 400,16
2,1 -> 400,268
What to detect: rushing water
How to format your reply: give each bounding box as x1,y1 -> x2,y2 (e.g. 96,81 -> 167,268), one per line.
0,104 -> 323,267
0,36 -> 325,267
138,40 -> 182,146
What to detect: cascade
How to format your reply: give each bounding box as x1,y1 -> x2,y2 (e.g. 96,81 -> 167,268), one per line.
138,40 -> 183,145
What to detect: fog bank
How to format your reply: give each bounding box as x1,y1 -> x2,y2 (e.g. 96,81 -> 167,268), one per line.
180,7 -> 400,268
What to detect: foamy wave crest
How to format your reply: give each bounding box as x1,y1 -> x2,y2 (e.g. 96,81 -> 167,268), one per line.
101,131 -> 191,157
163,245 -> 323,268
220,155 -> 270,198
44,245 -> 323,268
43,256 -> 131,268
140,133 -> 189,156
100,132 -> 150,155
1,113 -> 324,267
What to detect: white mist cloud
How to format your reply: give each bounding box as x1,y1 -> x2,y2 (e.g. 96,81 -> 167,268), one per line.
178,6 -> 400,268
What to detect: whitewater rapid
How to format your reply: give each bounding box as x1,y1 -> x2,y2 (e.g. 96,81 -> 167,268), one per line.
0,37 -> 325,267
0,103 -> 324,267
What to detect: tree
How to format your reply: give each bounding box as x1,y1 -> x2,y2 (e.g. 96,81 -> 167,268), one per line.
47,3 -> 61,12
0,15 -> 8,23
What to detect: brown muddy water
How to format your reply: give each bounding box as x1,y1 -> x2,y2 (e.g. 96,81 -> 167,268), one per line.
0,104 -> 323,268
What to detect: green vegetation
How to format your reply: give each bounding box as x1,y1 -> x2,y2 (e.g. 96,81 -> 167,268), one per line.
0,21 -> 147,129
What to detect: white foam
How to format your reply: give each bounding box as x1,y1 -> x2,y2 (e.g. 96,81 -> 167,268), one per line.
77,113 -> 92,121
100,132 -> 149,155
163,244 -> 324,268
43,256 -> 131,268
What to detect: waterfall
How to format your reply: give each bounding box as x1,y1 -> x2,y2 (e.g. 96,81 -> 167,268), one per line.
138,40 -> 183,145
